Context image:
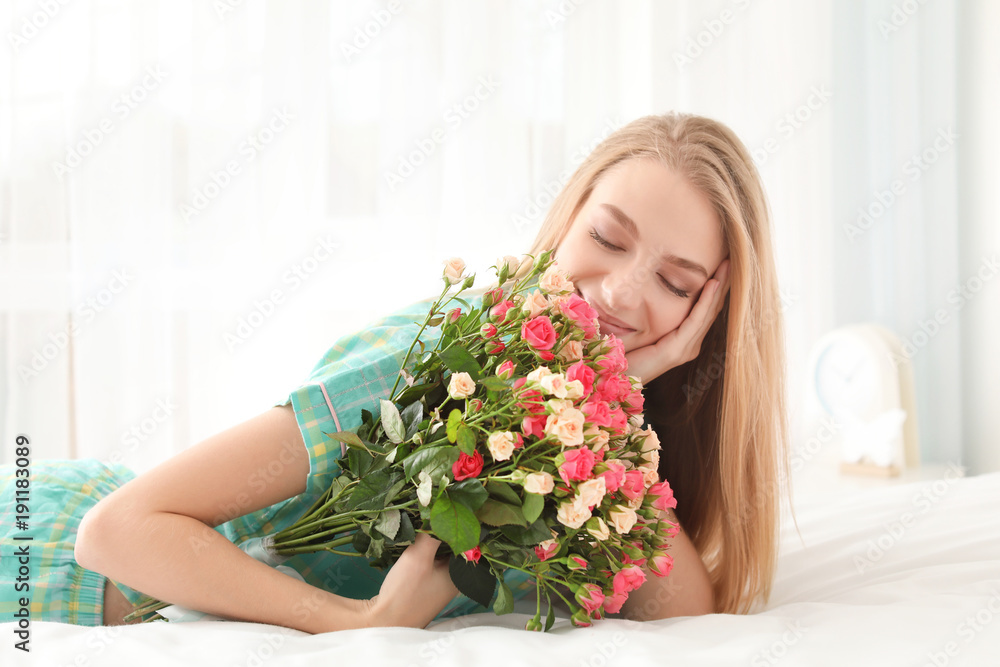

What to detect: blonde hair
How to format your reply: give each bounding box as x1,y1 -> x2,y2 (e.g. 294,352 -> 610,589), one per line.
512,112 -> 796,615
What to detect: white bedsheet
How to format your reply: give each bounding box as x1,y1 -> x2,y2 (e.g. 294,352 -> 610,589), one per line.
6,469 -> 1000,666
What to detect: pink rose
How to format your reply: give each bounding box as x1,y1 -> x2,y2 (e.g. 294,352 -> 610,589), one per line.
446,307 -> 462,323
612,564 -> 647,595
602,590 -> 629,614
575,583 -> 605,614
462,546 -> 482,563
521,315 -> 557,351
596,373 -> 632,403
620,469 -> 646,501
581,398 -> 612,427
623,388 -> 645,415
521,414 -> 547,439
534,539 -> 559,561
496,359 -> 515,380
483,287 -> 505,308
648,480 -> 678,511
557,293 -> 599,339
487,340 -> 506,355
567,555 -> 588,570
516,387 -> 546,415
452,450 -> 484,481
649,552 -> 674,578
490,299 -> 516,323
599,460 -> 626,493
566,360 -> 596,395
596,336 -> 628,373
607,406 -> 629,435
480,322 -> 498,337
557,447 -> 596,485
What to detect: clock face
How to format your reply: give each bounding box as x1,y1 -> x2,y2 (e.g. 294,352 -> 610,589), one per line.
814,336 -> 881,422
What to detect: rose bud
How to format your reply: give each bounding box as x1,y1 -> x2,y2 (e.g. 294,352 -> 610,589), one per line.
574,583 -> 605,614
483,287 -> 505,308
570,608 -> 594,628
446,307 -> 462,323
487,340 -> 506,355
525,615 -> 543,632
462,545 -> 482,564
469,398 -> 483,413
496,359 -> 515,380
567,555 -> 589,571
480,322 -> 498,337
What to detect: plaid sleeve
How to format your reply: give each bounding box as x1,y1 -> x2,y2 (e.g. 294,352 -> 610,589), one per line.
273,296 -> 449,499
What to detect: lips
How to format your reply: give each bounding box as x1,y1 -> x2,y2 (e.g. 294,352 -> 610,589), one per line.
576,289 -> 636,333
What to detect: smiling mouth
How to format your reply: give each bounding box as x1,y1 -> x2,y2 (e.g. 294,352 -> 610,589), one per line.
575,289 -> 636,334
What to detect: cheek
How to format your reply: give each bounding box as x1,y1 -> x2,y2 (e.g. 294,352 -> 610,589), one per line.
642,303 -> 688,342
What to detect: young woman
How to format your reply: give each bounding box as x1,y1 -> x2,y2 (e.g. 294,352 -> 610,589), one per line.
1,111 -> 790,631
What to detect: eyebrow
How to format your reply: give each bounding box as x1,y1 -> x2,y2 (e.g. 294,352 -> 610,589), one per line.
599,203 -> 709,278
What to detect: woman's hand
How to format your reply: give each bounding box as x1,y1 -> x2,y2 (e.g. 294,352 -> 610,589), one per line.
363,531 -> 461,629
624,259 -> 730,385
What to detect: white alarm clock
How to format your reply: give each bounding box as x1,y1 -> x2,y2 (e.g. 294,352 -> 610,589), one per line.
807,324 -> 920,476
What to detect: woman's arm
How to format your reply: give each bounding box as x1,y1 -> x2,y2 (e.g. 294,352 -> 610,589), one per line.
616,507 -> 715,621
75,405 -> 371,633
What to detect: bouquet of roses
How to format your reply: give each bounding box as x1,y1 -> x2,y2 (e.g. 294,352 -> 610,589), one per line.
126,250 -> 679,630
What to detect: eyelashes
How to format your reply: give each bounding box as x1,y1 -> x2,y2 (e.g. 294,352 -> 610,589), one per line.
588,229 -> 690,299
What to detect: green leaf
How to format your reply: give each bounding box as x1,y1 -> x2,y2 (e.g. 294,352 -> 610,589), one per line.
522,492 -> 544,524
447,479 -> 489,511
494,580 -> 514,616
430,494 -> 481,554
440,348 -> 482,380
401,445 -> 460,483
448,555 -> 496,609
500,517 -> 552,545
456,425 -> 477,456
400,401 -> 424,440
346,468 -> 404,511
485,480 -> 522,505
446,409 -> 462,443
478,376 -> 509,392
352,528 -> 371,554
325,430 -> 364,449
380,399 -> 406,444
395,382 -> 435,406
374,509 -> 401,540
367,536 -> 385,560
346,446 -> 374,478
476,498 -> 527,527
391,511 -> 416,545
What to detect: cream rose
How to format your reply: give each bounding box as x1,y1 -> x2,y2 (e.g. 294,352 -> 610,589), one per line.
576,476 -> 607,508
447,371 -> 476,399
486,431 -> 516,461
526,366 -> 553,383
639,448 -> 660,471
539,372 -> 569,398
539,264 -> 575,295
556,339 -> 584,363
640,427 -> 661,452
586,516 -> 611,541
556,496 -> 593,529
442,257 -> 467,285
544,407 -> 585,447
521,289 -> 549,318
642,467 -> 659,487
524,471 -> 555,495
608,505 -> 638,534
564,379 -> 584,400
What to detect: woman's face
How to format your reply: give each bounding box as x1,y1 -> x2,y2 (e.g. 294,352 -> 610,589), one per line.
553,158 -> 727,354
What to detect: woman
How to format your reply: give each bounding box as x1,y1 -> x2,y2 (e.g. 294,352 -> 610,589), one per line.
2,111 -> 790,630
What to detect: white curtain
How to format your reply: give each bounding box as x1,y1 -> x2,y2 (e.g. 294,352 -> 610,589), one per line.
1,0 -> 996,475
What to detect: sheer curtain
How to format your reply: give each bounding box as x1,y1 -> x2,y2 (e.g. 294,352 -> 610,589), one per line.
1,0 -> 996,475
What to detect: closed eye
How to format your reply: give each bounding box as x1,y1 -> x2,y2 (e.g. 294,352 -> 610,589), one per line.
588,229 -> 690,299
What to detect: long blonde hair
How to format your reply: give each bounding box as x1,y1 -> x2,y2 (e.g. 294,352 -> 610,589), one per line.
512,112 -> 795,615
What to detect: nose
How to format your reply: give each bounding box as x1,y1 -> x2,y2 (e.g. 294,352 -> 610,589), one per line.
601,258 -> 648,311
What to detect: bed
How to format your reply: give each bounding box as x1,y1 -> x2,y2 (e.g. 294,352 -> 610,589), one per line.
6,469 -> 999,666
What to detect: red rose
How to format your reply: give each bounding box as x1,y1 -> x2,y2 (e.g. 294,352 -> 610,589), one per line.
462,546 -> 482,564
521,315 -> 557,351
452,450 -> 484,481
